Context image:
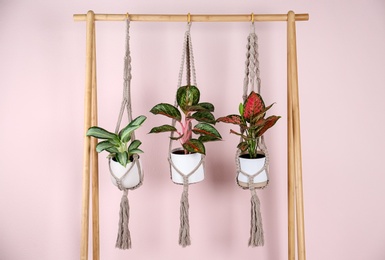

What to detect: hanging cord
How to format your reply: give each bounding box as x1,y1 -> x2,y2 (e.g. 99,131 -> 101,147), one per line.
243,23 -> 261,99
167,21 -> 201,247
113,17 -> 143,250
237,22 -> 267,247
238,22 -> 269,187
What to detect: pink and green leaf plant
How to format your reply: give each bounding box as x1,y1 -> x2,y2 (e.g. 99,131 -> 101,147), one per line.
216,91 -> 280,159
149,85 -> 222,155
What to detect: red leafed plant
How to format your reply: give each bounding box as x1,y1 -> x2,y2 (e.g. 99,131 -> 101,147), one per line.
216,91 -> 280,158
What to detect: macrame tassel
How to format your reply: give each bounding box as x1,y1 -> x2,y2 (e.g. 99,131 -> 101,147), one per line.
249,189 -> 264,247
179,184 -> 191,247
116,189 -> 132,249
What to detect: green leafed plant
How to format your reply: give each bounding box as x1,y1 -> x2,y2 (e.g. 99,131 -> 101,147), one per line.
149,85 -> 222,155
216,91 -> 280,158
86,115 -> 147,167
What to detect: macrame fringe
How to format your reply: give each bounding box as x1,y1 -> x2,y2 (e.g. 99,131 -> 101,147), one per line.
179,185 -> 191,247
116,190 -> 132,249
249,189 -> 264,247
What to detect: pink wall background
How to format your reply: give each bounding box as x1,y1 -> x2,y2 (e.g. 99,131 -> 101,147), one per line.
1,1 -> 384,259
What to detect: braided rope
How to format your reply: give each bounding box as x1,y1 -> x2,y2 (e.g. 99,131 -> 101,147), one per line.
237,22 -> 268,189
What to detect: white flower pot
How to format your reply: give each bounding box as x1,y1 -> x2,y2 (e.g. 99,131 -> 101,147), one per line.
170,148 -> 205,184
109,158 -> 142,189
237,154 -> 268,188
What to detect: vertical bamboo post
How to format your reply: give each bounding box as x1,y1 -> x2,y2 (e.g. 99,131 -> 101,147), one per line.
90,23 -> 100,260
81,10 -> 95,260
287,11 -> 306,260
287,10 -> 296,260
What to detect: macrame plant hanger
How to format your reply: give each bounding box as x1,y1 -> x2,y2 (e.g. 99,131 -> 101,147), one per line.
76,11 -> 309,260
167,20 -> 203,247
235,20 -> 269,247
110,17 -> 144,250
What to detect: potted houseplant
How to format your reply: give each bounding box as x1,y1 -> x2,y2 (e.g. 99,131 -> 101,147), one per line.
149,84 -> 222,184
216,91 -> 280,187
86,115 -> 147,189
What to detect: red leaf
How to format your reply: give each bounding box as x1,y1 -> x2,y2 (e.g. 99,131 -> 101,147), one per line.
243,91 -> 265,122
257,116 -> 281,137
216,115 -> 242,125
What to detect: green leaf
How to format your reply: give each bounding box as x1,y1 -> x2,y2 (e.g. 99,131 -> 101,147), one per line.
150,103 -> 181,121
119,116 -> 147,143
119,124 -> 141,143
190,111 -> 216,124
105,147 -> 119,153
86,126 -> 117,140
130,115 -> 147,127
183,139 -> 205,154
198,135 -> 221,143
95,140 -> 115,153
149,124 -> 177,133
198,102 -> 214,112
116,152 -> 129,167
177,85 -> 200,112
238,103 -> 244,116
128,148 -> 144,155
193,123 -> 222,140
128,140 -> 142,151
185,105 -> 208,112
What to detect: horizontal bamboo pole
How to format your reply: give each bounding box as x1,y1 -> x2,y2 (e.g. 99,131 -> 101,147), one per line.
74,12 -> 309,22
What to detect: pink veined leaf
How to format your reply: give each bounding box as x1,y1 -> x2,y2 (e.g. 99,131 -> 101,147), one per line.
243,91 -> 265,122
257,116 -> 281,137
216,115 -> 242,125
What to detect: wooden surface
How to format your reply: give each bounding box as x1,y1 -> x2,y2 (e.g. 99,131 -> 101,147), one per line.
80,10 -> 95,260
287,11 -> 296,259
287,11 -> 306,260
90,23 -> 100,260
73,12 -> 309,22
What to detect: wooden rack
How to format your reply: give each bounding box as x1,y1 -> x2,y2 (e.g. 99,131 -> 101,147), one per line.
74,10 -> 309,260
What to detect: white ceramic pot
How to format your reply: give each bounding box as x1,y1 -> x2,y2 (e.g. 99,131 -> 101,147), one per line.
109,158 -> 142,189
237,154 -> 268,188
170,149 -> 205,184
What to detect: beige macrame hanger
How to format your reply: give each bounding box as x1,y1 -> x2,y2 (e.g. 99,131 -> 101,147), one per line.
111,16 -> 143,191
237,20 -> 269,190
111,16 -> 143,250
167,19 -> 203,248
168,20 -> 202,183
235,19 -> 268,247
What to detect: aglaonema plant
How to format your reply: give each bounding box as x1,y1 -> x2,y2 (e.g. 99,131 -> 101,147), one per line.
216,91 -> 280,158
86,115 -> 147,167
149,85 -> 222,155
